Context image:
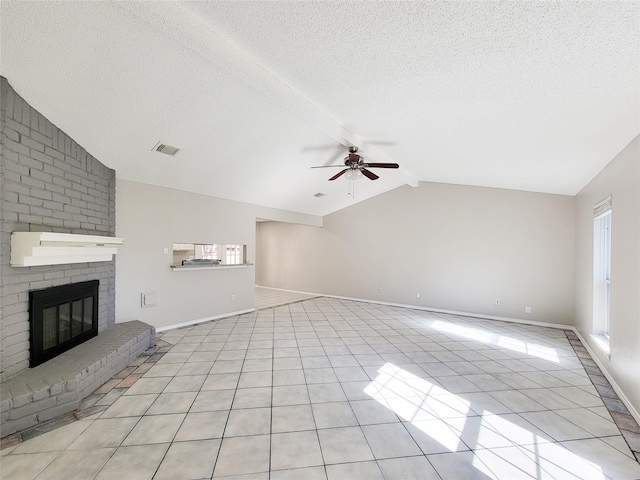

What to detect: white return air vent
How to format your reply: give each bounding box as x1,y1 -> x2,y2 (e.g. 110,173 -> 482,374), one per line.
10,232 -> 123,267
152,142 -> 180,156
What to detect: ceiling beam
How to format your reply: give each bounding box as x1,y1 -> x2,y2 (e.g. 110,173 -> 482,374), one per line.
118,1 -> 419,188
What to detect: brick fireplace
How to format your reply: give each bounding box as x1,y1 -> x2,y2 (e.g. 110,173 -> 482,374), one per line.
0,76 -> 116,382
0,77 -> 155,435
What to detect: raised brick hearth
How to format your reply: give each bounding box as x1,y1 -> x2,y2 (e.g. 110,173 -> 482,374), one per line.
1,320 -> 155,435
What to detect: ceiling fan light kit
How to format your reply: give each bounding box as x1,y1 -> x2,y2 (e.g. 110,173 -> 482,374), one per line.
344,169 -> 363,181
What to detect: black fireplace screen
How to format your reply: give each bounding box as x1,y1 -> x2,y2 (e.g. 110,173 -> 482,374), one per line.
29,280 -> 99,367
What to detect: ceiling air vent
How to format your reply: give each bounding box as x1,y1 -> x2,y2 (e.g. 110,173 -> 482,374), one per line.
314,192 -> 326,197
152,142 -> 180,156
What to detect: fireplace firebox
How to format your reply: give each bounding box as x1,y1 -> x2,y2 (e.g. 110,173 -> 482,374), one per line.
29,280 -> 99,367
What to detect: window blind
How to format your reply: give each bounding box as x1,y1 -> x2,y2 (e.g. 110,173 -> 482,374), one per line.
593,196 -> 612,218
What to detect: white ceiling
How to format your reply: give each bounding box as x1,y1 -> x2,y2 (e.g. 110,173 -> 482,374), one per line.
2,1 -> 638,217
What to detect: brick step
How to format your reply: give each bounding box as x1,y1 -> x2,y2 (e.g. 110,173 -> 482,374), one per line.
0,320 -> 155,436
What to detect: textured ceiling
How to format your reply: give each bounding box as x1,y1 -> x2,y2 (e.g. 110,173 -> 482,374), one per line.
1,1 -> 638,217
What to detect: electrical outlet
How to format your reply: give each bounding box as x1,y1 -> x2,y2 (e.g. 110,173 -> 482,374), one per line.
525,306 -> 532,314
232,294 -> 236,301
416,292 -> 421,299
495,299 -> 501,306
378,287 -> 382,294
163,247 -> 169,255
280,278 -> 284,283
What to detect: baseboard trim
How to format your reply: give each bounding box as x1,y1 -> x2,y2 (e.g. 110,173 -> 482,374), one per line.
155,308 -> 256,333
257,286 -> 573,330
571,328 -> 640,425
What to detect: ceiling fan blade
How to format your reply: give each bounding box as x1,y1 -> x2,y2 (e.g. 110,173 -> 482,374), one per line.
361,168 -> 379,180
324,146 -> 346,166
329,169 -> 348,181
364,163 -> 399,169
348,153 -> 361,164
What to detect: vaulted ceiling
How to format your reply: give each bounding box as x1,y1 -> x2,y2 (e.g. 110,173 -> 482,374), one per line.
2,1 -> 638,216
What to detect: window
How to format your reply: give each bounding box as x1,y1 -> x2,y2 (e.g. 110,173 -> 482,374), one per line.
593,196 -> 612,349
200,244 -> 218,260
225,244 -> 243,265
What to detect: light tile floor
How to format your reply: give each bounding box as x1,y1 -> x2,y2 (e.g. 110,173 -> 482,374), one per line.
255,286 -> 318,310
2,297 -> 640,479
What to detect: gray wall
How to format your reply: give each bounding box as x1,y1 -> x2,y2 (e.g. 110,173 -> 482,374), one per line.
257,182 -> 576,325
574,135 -> 639,417
115,179 -> 322,330
0,77 -> 116,381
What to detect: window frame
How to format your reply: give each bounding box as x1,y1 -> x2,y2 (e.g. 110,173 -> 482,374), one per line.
592,197 -> 612,353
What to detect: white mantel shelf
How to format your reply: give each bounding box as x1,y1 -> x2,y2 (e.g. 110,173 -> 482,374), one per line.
11,232 -> 123,267
171,263 -> 254,272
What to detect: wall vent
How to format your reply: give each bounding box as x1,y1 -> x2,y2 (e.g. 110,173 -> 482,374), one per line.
152,142 -> 180,156
314,192 -> 326,197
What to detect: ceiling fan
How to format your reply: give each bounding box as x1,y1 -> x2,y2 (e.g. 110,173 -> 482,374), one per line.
312,146 -> 399,181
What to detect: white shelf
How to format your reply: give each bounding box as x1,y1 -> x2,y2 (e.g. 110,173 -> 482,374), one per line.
11,232 -> 123,267
171,263 -> 253,272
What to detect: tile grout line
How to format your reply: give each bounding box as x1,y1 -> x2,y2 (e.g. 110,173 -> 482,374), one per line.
3,296 -> 640,479
310,299 -> 443,478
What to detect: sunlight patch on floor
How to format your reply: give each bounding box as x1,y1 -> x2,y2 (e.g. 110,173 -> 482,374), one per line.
431,320 -> 560,363
366,362 -> 606,479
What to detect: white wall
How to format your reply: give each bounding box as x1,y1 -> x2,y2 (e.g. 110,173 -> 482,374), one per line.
257,182 -> 576,325
574,136 -> 639,416
115,179 -> 321,329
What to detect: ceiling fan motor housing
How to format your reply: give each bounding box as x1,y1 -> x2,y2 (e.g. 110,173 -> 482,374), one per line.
346,153 -> 362,165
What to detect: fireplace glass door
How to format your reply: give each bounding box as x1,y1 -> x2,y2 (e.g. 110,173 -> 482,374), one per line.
29,280 -> 99,367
